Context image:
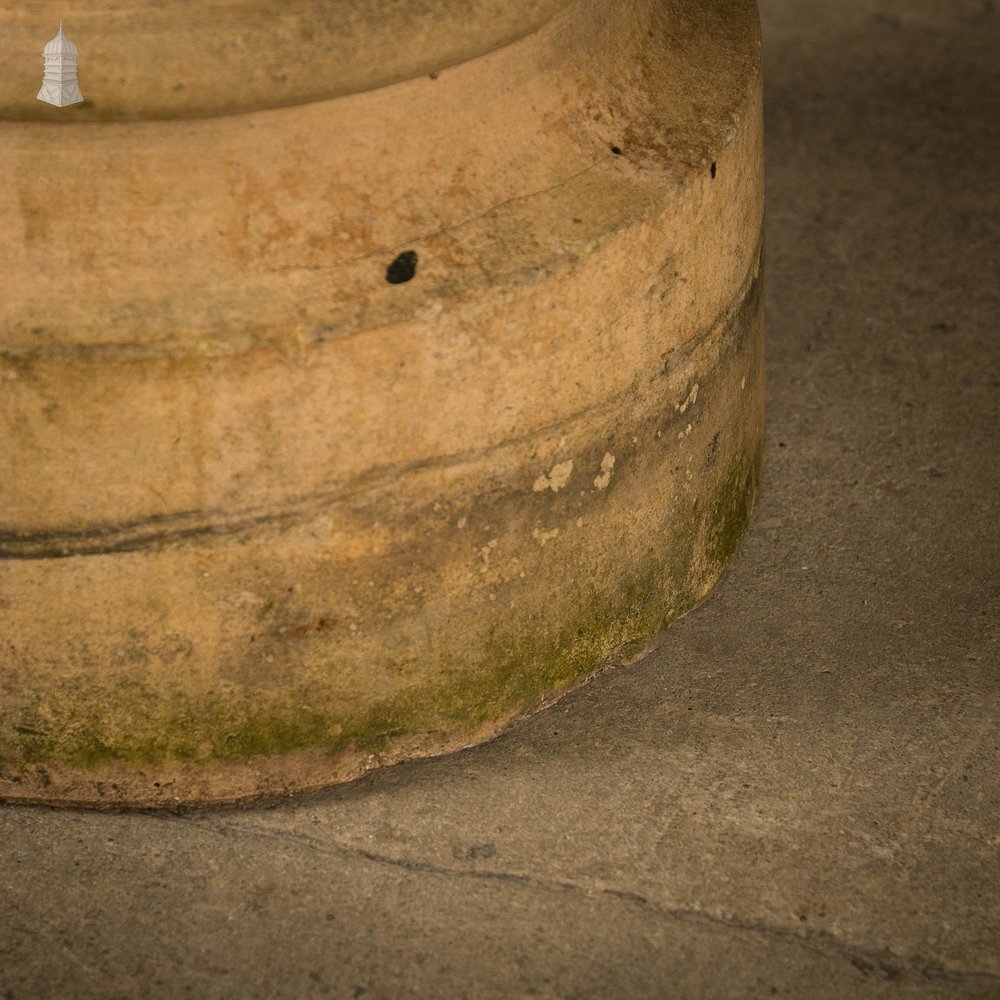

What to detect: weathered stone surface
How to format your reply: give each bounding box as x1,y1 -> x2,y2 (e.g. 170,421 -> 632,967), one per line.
0,0 -> 764,806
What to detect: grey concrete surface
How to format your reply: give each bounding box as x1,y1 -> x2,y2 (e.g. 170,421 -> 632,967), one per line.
2,0 -> 998,996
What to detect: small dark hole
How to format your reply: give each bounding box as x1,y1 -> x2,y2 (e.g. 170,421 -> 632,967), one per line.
386,250 -> 418,284
710,161 -> 717,178
610,145 -> 623,156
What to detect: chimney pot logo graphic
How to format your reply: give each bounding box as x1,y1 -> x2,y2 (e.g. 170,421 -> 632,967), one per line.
37,19 -> 84,107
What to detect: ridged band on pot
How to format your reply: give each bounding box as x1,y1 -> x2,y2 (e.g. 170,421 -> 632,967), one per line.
0,0 -> 764,806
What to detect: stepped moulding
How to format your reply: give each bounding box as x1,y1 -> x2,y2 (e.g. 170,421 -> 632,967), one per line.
0,0 -> 765,807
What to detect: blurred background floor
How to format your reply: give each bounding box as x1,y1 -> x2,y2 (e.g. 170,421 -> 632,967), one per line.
2,0 -> 998,996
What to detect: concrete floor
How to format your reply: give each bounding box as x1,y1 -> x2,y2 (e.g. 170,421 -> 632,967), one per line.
2,0 -> 998,996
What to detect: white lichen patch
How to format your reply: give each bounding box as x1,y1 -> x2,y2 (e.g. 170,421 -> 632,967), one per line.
416,301 -> 444,322
593,453 -> 616,490
479,538 -> 498,573
532,527 -> 560,546
533,459 -> 574,493
225,590 -> 266,609
677,382 -> 700,413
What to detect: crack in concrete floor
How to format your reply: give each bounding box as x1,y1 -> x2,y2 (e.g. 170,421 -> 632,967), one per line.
171,814 -> 1000,988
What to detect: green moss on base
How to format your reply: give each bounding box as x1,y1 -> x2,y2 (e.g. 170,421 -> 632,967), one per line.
706,447 -> 760,569
1,450 -> 761,778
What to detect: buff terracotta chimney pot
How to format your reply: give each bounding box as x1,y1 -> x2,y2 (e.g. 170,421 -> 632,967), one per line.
0,0 -> 765,806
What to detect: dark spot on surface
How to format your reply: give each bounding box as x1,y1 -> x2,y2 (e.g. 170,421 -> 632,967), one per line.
610,145 -> 623,156
386,250 -> 418,284
429,70 -> 439,80
710,161 -> 717,178
778,441 -> 786,447
173,82 -> 185,92
871,12 -> 903,29
706,432 -> 721,467
452,843 -> 495,861
286,617 -> 334,637
931,321 -> 956,333
572,217 -> 582,224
